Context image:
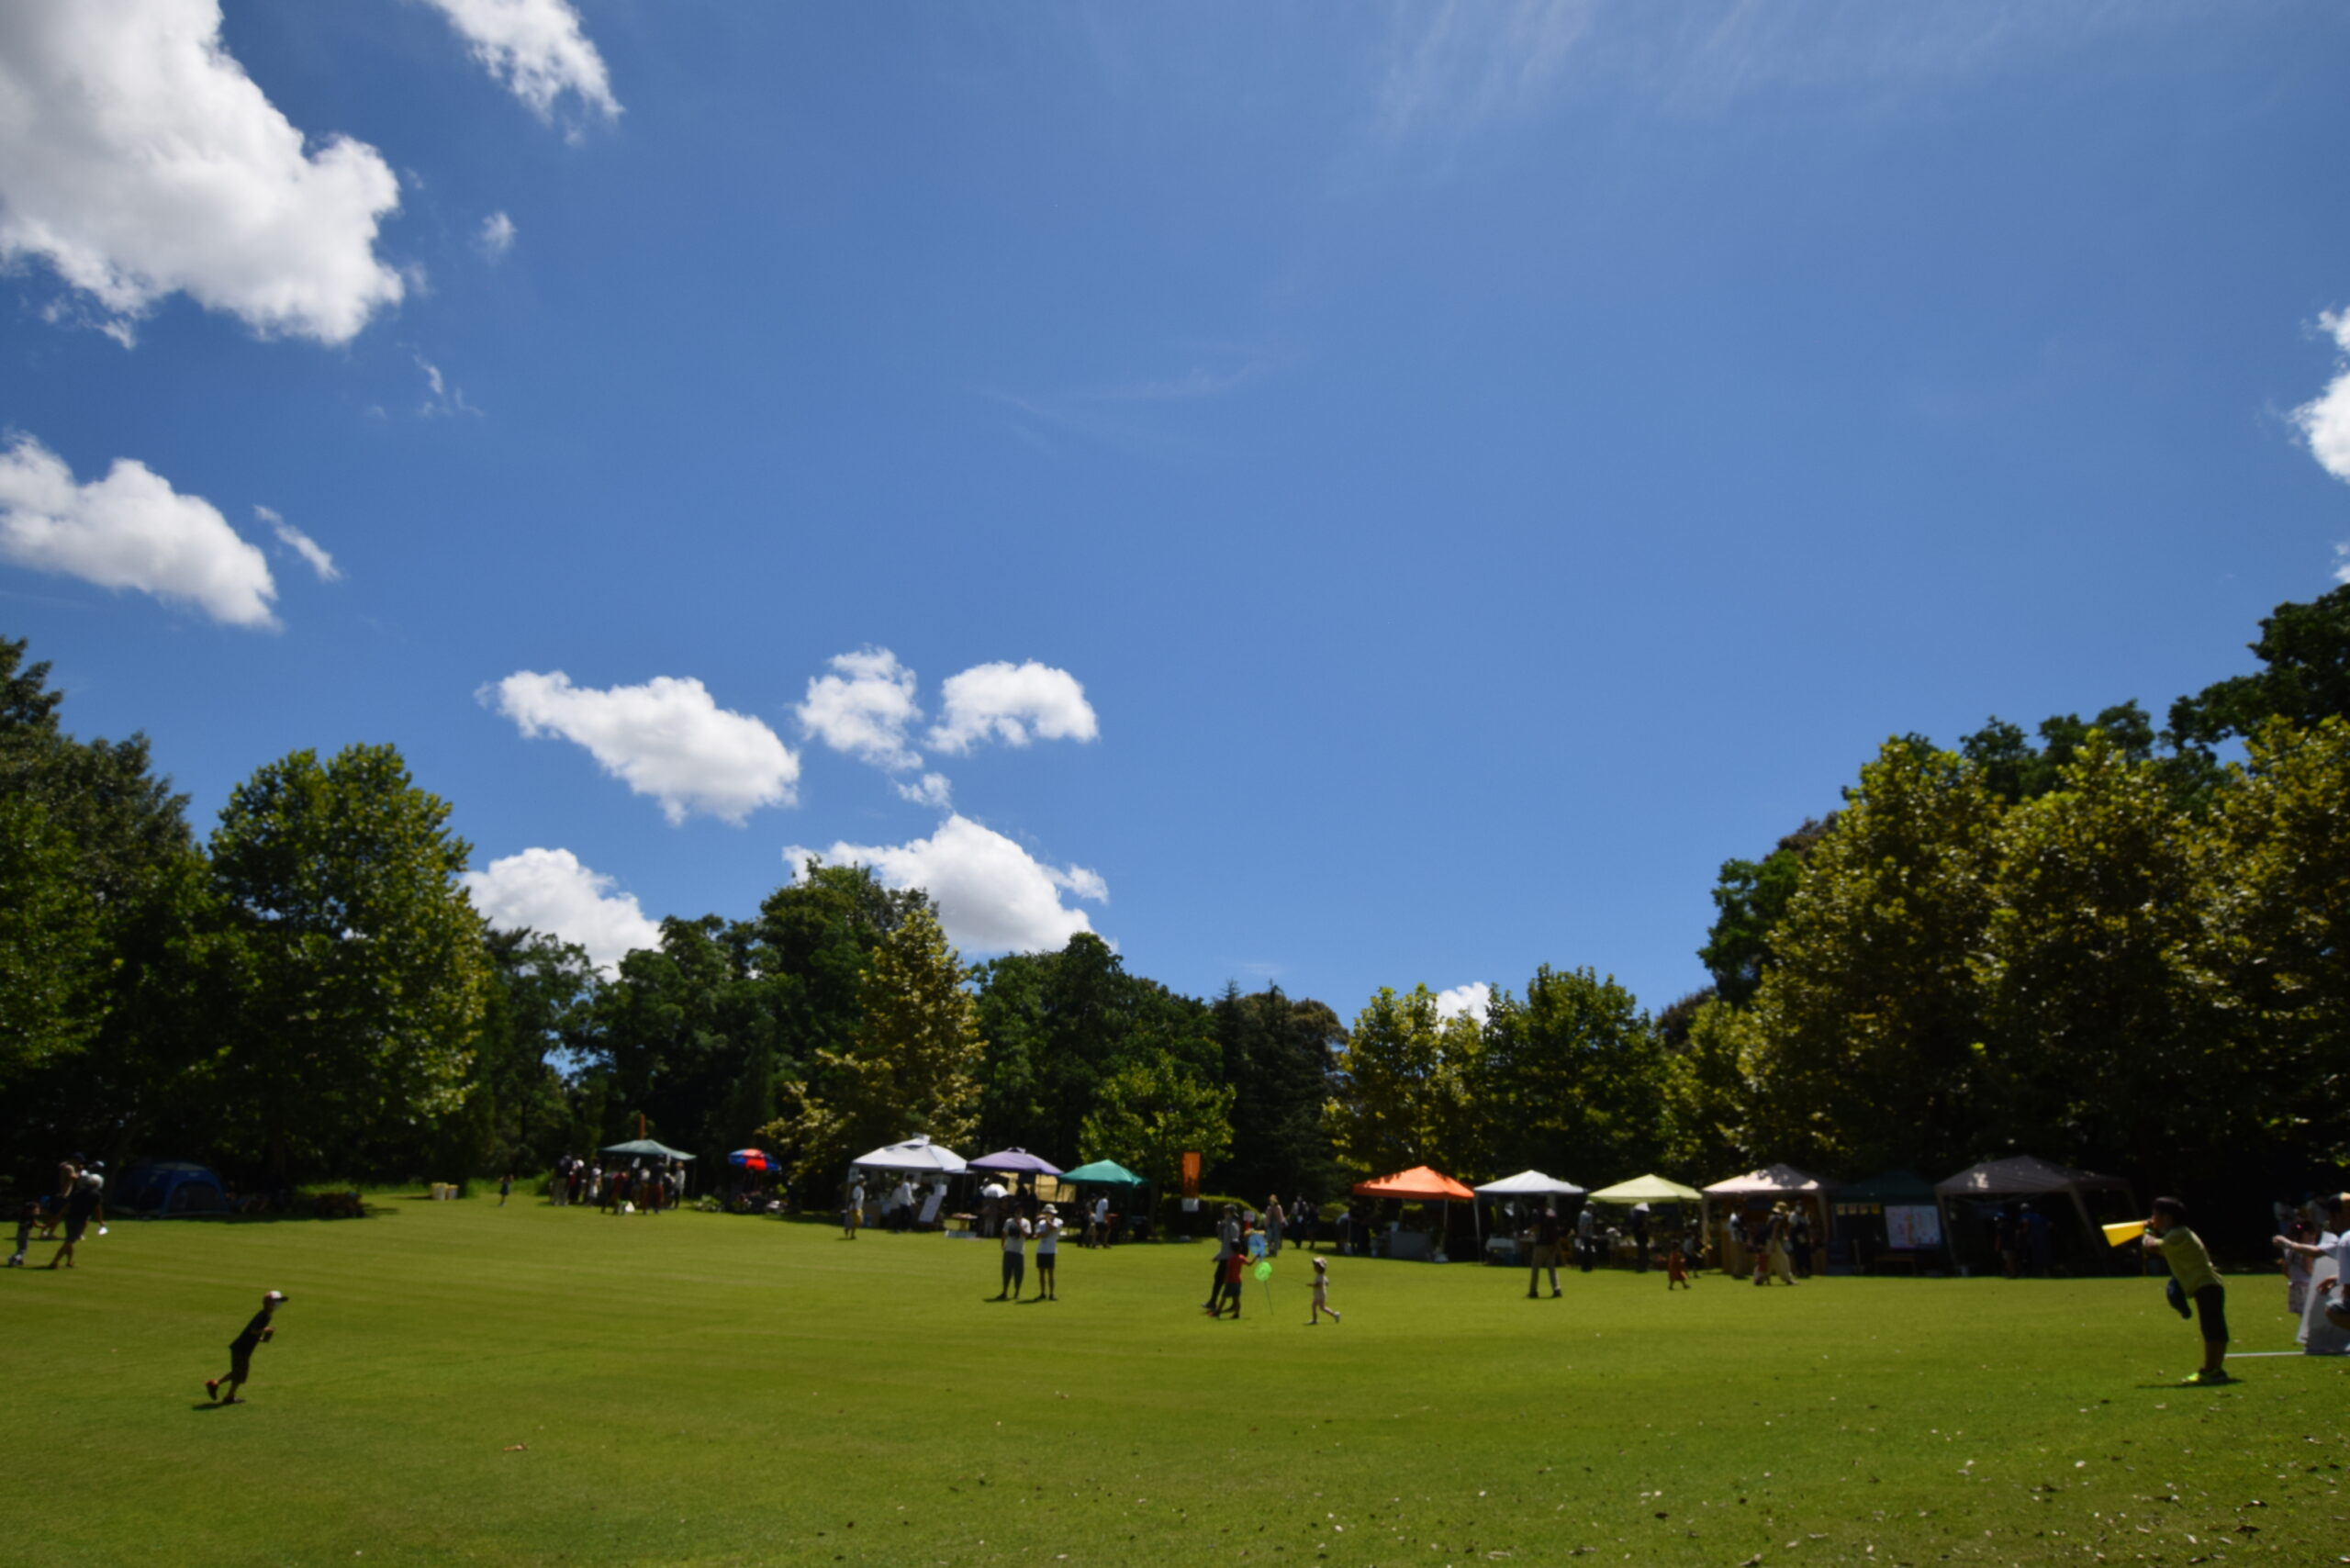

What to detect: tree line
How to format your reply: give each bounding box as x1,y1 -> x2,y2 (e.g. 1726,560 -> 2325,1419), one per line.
4,588 -> 2345,1225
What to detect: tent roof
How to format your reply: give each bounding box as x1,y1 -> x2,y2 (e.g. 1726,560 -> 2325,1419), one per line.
849,1136 -> 968,1174
600,1138 -> 695,1160
1587,1173 -> 1706,1204
969,1148 -> 1064,1176
1935,1156 -> 2132,1198
1059,1159 -> 1147,1187
1353,1165 -> 1476,1201
1838,1169 -> 1941,1203
1704,1163 -> 1835,1197
1473,1170 -> 1586,1196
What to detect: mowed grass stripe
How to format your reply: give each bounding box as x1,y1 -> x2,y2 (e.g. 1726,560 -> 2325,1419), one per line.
4,1198 -> 2343,1566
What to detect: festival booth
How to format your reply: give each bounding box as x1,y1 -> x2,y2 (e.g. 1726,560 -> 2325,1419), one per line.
849,1136 -> 968,1230
1060,1159 -> 1148,1243
1934,1157 -> 2136,1275
1471,1170 -> 1585,1265
1702,1165 -> 1835,1277
1352,1166 -> 1476,1261
1585,1175 -> 1704,1268
1831,1170 -> 1947,1273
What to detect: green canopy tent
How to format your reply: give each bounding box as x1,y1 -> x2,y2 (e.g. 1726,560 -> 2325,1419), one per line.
1059,1159 -> 1147,1186
1060,1159 -> 1149,1242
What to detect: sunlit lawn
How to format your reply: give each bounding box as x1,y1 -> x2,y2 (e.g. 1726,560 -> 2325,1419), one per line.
5,1194 -> 2342,1566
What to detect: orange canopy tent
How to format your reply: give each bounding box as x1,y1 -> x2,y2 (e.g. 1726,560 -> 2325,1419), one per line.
1352,1165 -> 1475,1201
1351,1166 -> 1477,1260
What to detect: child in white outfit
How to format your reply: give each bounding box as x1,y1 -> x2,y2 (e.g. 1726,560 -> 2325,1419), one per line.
1308,1256 -> 1341,1325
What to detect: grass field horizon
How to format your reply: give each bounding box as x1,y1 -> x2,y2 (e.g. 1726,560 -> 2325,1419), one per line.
6,1197 -> 2343,1567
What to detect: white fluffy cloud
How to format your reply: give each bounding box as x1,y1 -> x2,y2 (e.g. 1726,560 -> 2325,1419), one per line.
482,670 -> 800,824
478,210 -> 517,261
927,661 -> 1100,756
462,846 -> 661,974
797,647 -> 924,771
0,1 -> 404,345
420,0 -> 622,126
0,434 -> 276,627
1434,981 -> 1493,1025
2295,308 -> 2350,487
785,814 -> 1106,956
255,505 -> 340,582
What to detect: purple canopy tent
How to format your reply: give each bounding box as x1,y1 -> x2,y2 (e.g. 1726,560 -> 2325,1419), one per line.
968,1148 -> 1064,1177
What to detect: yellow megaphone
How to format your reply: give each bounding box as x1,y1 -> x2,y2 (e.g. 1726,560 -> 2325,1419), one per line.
2102,1220 -> 2146,1248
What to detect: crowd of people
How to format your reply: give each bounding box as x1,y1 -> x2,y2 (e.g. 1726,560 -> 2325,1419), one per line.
546,1154 -> 688,1215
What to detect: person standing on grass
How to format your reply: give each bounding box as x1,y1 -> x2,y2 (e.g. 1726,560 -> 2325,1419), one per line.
207,1291 -> 286,1404
1528,1206 -> 1562,1299
2143,1196 -> 2231,1384
1307,1256 -> 1341,1324
993,1208 -> 1030,1300
1034,1204 -> 1062,1300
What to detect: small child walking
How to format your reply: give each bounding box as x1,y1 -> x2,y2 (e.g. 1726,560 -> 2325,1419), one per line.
207,1290 -> 287,1405
1307,1256 -> 1341,1324
1665,1240 -> 1692,1290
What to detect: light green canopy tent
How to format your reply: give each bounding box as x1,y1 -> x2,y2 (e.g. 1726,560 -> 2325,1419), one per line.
1060,1159 -> 1147,1186
1586,1173 -> 1704,1204
601,1138 -> 696,1161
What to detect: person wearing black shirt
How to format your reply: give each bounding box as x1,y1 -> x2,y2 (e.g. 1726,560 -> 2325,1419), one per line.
207,1291 -> 287,1405
1528,1207 -> 1563,1298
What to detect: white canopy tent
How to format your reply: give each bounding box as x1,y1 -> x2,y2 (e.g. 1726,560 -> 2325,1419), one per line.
1473,1170 -> 1585,1197
849,1135 -> 968,1175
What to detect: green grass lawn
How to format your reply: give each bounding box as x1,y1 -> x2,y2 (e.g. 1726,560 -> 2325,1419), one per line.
5,1198 -> 2343,1567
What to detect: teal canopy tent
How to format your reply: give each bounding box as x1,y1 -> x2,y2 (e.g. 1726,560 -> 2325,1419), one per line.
601,1138 -> 696,1161
1060,1159 -> 1147,1186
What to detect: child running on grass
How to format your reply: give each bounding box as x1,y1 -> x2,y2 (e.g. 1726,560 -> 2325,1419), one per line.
2142,1197 -> 2230,1385
1307,1256 -> 1341,1324
207,1291 -> 287,1405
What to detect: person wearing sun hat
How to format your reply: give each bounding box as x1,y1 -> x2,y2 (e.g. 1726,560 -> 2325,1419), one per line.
208,1291 -> 288,1405
1034,1204 -> 1063,1300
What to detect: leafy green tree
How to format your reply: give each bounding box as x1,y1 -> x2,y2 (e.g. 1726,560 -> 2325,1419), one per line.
1697,818 -> 1833,1007
2193,716 -> 2350,1165
975,933 -> 1217,1161
207,744 -> 491,1178
1976,730 -> 2212,1180
1661,996 -> 1757,1174
1210,983 -> 1342,1202
1079,1050 -> 1234,1191
1740,739 -> 2001,1175
1478,965 -> 1665,1182
765,903 -> 985,1182
2170,584 -> 2350,745
1326,985 -> 1483,1179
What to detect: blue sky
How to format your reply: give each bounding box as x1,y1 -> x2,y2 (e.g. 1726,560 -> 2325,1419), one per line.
5,1 -> 2349,1023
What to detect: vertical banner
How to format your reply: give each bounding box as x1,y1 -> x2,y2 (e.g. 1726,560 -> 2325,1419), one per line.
1181,1150 -> 1201,1197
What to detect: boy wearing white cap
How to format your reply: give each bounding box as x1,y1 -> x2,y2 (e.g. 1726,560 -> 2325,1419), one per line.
208,1291 -> 287,1405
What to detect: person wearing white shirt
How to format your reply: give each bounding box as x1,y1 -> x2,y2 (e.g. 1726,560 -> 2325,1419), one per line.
1034,1205 -> 1063,1299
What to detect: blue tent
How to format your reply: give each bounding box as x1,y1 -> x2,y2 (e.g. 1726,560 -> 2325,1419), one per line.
118,1161 -> 229,1216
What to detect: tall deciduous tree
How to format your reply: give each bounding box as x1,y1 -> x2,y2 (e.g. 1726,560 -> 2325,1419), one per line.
1479,965 -> 1665,1182
1742,739 -> 1999,1174
207,744 -> 490,1178
1079,1050 -> 1234,1192
1326,985 -> 1483,1179
765,903 -> 985,1182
